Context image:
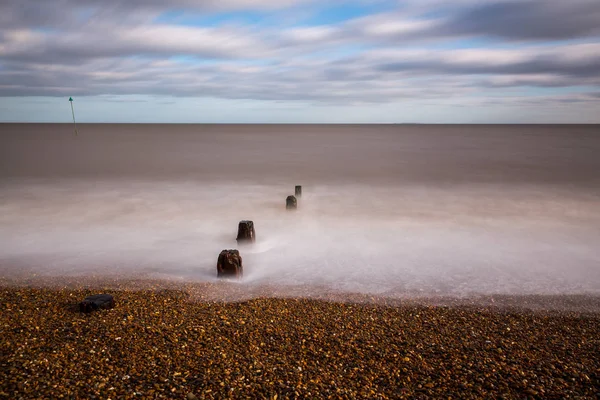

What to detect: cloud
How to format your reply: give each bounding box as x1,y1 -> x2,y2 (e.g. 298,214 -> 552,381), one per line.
479,74 -> 600,89
0,0 -> 598,118
371,44 -> 600,78
0,24 -> 269,63
0,0 -> 316,28
279,26 -> 342,44
331,0 -> 600,45
442,0 -> 600,40
1,41 -> 598,107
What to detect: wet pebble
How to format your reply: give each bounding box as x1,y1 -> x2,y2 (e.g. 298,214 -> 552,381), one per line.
1,287 -> 599,399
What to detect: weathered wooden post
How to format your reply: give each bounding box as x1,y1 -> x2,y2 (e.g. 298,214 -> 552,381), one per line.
236,220 -> 255,244
295,185 -> 302,197
286,195 -> 297,210
217,249 -> 243,278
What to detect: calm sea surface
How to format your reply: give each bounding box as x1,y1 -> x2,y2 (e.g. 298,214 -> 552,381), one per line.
1,124 -> 599,297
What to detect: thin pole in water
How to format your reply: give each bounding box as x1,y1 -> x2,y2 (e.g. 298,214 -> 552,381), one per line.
69,97 -> 78,136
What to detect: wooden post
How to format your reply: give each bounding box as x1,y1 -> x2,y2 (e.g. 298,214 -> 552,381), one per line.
217,249 -> 243,279
236,220 -> 256,244
286,195 -> 297,210
295,185 -> 302,197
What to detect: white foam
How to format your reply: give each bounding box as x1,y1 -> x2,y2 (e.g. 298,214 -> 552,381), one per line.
1,180 -> 599,296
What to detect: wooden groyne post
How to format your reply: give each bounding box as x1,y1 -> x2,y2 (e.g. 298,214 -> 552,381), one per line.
217,249 -> 243,278
236,220 -> 256,244
286,195 -> 297,210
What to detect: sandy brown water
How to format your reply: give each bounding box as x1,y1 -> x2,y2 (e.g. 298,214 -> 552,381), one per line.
2,124 -> 599,184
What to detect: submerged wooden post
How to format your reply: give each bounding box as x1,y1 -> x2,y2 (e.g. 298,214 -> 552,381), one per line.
295,185 -> 302,197
236,220 -> 256,244
217,249 -> 243,279
286,195 -> 297,210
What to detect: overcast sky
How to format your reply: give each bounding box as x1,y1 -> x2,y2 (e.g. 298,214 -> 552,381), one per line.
0,0 -> 599,123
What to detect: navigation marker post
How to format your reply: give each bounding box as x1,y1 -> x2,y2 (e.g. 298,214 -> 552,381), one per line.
69,97 -> 78,136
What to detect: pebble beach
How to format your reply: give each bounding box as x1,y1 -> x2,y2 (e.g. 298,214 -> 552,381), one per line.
2,282 -> 599,399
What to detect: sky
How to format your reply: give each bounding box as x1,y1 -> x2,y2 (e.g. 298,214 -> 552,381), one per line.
0,0 -> 599,123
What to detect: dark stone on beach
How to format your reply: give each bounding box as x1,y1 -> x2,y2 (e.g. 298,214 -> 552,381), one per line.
286,195 -> 297,210
79,294 -> 115,313
236,220 -> 256,244
295,185 -> 302,197
217,249 -> 243,278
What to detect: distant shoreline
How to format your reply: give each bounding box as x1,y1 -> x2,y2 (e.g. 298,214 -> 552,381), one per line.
1,122 -> 599,126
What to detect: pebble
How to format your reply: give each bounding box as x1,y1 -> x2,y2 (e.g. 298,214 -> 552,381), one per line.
1,286 -> 599,399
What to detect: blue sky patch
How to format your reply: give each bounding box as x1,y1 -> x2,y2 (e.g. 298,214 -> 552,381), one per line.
155,10 -> 270,27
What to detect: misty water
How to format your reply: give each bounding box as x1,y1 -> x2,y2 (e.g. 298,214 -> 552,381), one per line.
1,124 -> 599,298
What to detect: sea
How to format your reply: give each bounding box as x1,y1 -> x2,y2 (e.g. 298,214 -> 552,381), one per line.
1,124 -> 599,300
